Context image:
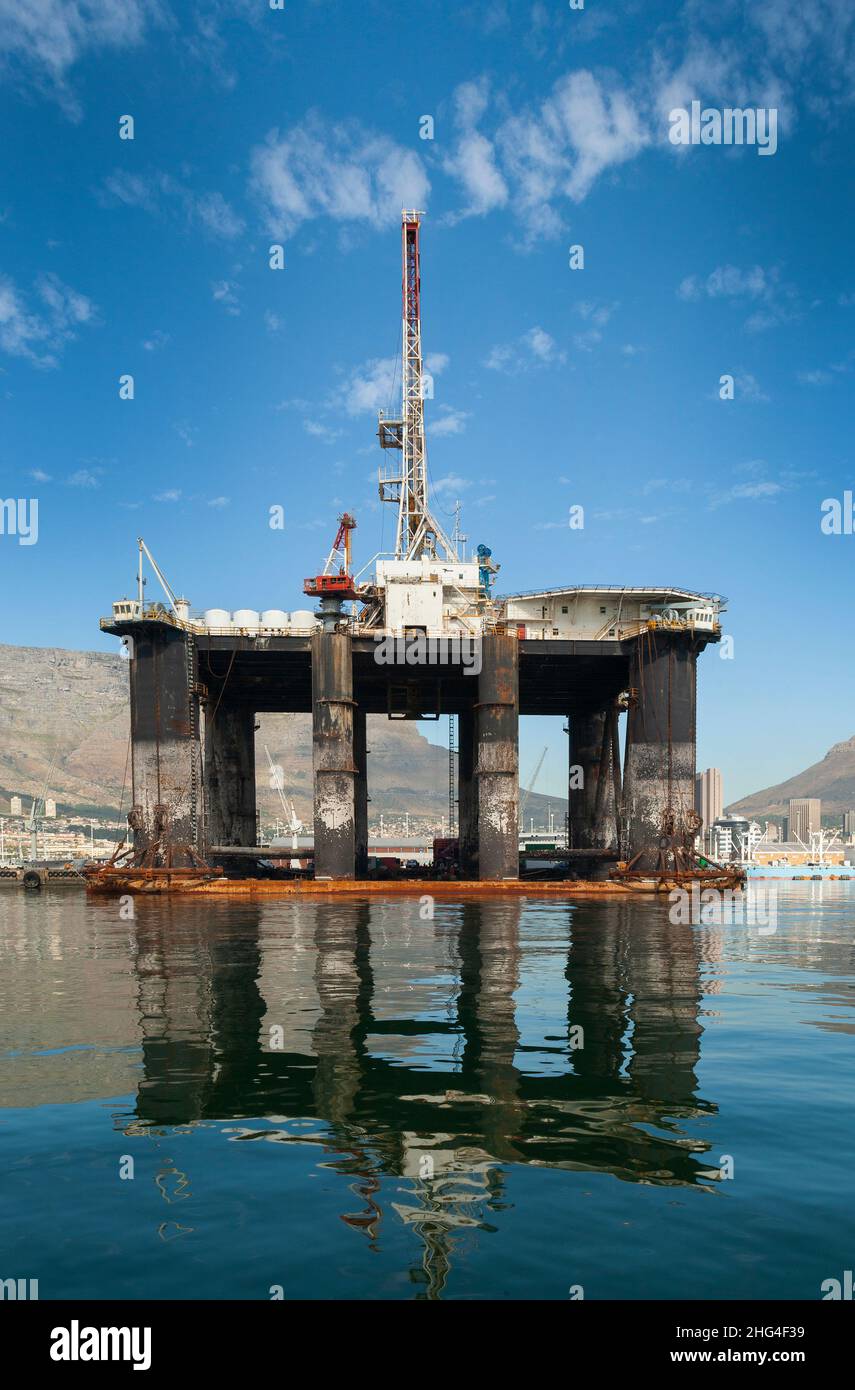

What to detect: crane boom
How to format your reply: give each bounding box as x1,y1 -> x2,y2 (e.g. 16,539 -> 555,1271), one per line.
520,746 -> 548,822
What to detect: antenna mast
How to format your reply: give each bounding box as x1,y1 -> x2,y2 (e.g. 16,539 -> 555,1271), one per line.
378,210 -> 456,562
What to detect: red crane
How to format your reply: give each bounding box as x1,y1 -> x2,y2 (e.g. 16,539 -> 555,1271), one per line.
303,513 -> 359,600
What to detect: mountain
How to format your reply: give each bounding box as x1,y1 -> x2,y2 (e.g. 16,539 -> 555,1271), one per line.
0,643 -> 566,826
727,736 -> 855,821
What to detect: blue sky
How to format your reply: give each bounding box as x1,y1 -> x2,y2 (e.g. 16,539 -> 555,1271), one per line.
0,0 -> 853,804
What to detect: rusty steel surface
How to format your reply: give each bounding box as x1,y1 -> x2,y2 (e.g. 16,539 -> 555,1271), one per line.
204,703 -> 257,847
128,626 -> 201,863
476,634 -> 519,880
623,631 -> 698,868
312,631 -> 357,879
84,875 -> 739,899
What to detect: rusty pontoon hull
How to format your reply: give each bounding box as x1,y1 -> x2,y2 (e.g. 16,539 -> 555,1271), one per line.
83,869 -> 746,898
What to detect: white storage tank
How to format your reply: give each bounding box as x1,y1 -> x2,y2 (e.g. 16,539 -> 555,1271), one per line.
232,609 -> 260,629
289,609 -> 317,628
203,609 -> 231,628
261,609 -> 289,627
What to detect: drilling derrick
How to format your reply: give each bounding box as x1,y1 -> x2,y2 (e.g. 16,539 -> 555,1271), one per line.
378,210 -> 455,561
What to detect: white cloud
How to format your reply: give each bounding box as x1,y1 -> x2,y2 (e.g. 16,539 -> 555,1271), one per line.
142,329 -> 169,352
0,271 -> 96,366
207,495 -> 229,508
430,405 -> 470,437
486,325 -> 566,373
304,419 -> 343,443
0,0 -> 164,117
738,373 -> 770,402
679,265 -> 772,302
67,468 -> 101,488
249,116 -> 430,239
339,351 -> 448,416
100,170 -> 244,240
154,488 -> 182,502
678,264 -> 798,332
431,473 -> 472,496
442,79 -> 509,221
211,280 -> 240,315
709,480 -> 783,508
494,70 -> 649,240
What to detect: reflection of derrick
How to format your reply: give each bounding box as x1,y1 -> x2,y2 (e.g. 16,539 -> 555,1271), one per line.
127,894 -> 718,1296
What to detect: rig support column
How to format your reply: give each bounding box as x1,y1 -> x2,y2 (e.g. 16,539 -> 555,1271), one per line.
129,624 -> 201,861
354,705 -> 369,878
312,631 -> 356,879
569,708 -> 617,849
476,634 -> 519,881
457,704 -> 478,877
623,633 -> 697,867
204,703 -> 257,847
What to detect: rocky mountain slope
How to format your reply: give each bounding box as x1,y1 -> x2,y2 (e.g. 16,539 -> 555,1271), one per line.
0,643 -> 565,825
727,736 -> 855,820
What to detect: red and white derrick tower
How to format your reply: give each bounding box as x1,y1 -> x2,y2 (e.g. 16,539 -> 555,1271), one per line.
378,211 -> 456,561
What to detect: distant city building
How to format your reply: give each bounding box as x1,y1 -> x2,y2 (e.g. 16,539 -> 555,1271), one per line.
10,795 -> 22,817
782,817 -> 789,842
710,814 -> 753,861
765,822 -> 779,842
45,798 -> 57,819
844,810 -> 855,836
788,798 -> 821,842
695,768 -> 723,835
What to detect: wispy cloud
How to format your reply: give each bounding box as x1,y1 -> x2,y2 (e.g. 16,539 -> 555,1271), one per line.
304,420 -> 343,444
0,272 -> 97,367
142,329 -> 170,352
486,326 -> 565,373
0,0 -> 165,119
99,169 -> 244,240
211,280 -> 240,315
430,405 -> 470,437
678,264 -> 798,332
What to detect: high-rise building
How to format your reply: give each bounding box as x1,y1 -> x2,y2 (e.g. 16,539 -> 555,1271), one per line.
695,768 -> 723,834
45,798 -> 57,819
844,810 -> 855,836
10,795 -> 22,816
788,798 -> 821,842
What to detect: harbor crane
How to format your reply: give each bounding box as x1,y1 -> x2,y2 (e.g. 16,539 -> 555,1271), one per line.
520,746 -> 548,827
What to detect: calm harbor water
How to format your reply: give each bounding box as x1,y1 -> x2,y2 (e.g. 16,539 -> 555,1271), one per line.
1,884 -> 853,1301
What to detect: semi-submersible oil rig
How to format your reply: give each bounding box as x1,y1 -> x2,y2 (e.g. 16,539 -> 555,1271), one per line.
96,211 -> 733,893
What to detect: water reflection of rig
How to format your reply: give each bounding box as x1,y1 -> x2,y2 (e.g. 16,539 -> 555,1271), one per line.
126,899 -> 718,1298
94,212 -> 737,895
